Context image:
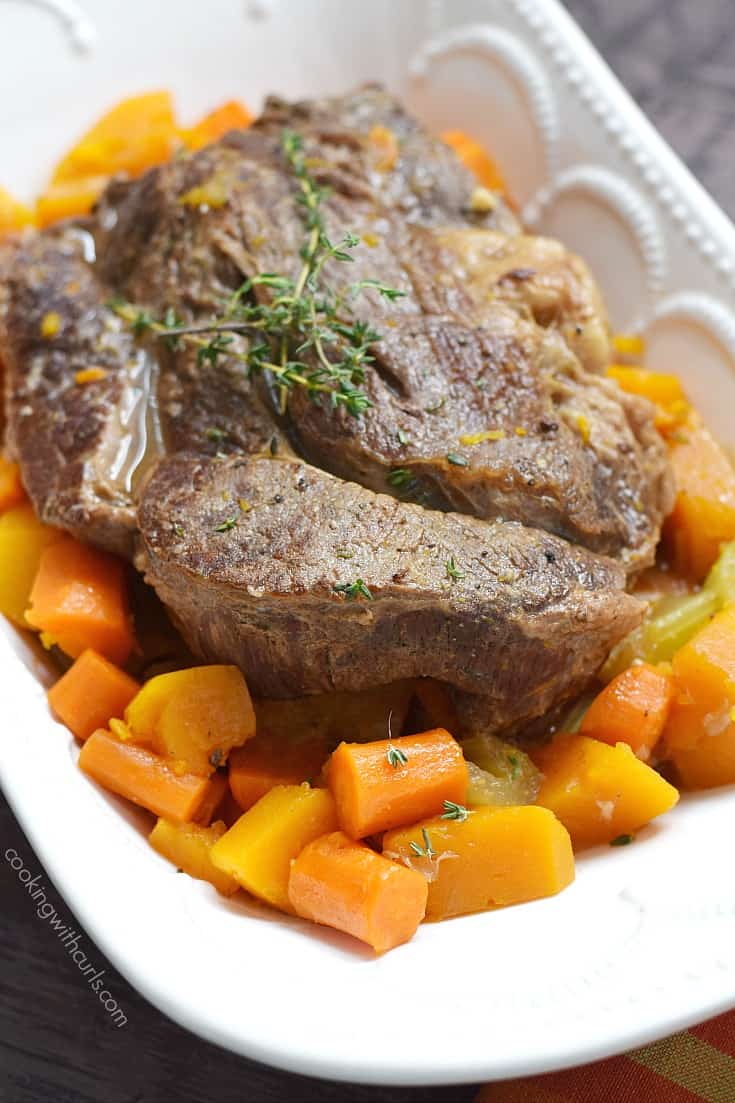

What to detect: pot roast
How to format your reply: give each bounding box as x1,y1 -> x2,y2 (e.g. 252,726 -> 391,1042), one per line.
0,86 -> 674,737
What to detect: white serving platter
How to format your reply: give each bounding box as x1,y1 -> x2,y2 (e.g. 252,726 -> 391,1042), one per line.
2,0 -> 735,1086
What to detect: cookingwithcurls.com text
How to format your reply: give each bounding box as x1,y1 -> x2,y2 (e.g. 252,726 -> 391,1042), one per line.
4,847 -> 127,1027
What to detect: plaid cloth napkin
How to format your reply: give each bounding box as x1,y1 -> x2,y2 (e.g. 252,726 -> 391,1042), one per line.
475,1010 -> 735,1102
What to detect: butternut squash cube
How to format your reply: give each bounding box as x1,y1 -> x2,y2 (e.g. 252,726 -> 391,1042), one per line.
382,805 -> 574,919
533,734 -> 679,848
664,605 -> 735,788
0,504 -> 63,627
229,732 -> 329,811
210,784 -> 338,913
125,665 -> 255,777
149,818 -> 239,896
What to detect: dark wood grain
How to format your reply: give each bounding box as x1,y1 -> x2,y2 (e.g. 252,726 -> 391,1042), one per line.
3,2 -> 735,1099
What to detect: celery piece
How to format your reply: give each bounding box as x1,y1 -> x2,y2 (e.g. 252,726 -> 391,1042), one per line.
703,541 -> 735,608
601,590 -> 718,682
462,733 -> 540,806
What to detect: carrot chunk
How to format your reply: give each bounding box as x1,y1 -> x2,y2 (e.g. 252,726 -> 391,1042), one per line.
25,537 -> 135,664
78,729 -> 223,823
182,100 -> 251,151
288,831 -> 428,953
580,662 -> 674,760
0,186 -> 35,235
36,175 -> 110,227
0,457 -> 27,512
663,411 -> 735,580
533,734 -> 679,848
48,649 -> 139,741
328,728 -> 468,839
229,731 -> 329,811
210,784 -> 338,913
149,818 -> 239,896
441,129 -> 507,194
383,806 -> 575,919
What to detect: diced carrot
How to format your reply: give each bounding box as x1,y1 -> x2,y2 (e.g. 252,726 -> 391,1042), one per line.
149,818 -> 239,896
35,175 -> 110,227
48,649 -> 140,741
78,729 -> 223,823
25,537 -> 135,664
0,504 -> 64,627
0,186 -> 35,235
328,728 -> 468,839
383,806 -> 574,919
181,100 -> 252,151
51,91 -> 177,183
210,784 -> 338,913
441,129 -> 507,194
533,734 -> 679,848
228,731 -> 329,811
0,457 -> 27,512
663,411 -> 735,580
580,662 -> 675,760
288,830 -> 428,953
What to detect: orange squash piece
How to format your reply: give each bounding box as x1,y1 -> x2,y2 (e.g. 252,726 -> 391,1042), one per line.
383,806 -> 575,919
0,457 -> 27,512
149,818 -> 239,896
289,831 -> 428,953
0,186 -> 35,235
48,649 -> 139,742
78,729 -> 224,823
182,100 -> 251,151
51,91 -> 177,183
580,662 -> 674,760
210,784 -> 338,913
25,537 -> 135,664
36,175 -> 110,228
0,504 -> 64,627
328,728 -> 468,839
663,411 -> 735,580
664,605 -> 735,788
606,365 -> 690,438
125,665 -> 255,777
533,734 -> 679,848
441,129 -> 507,194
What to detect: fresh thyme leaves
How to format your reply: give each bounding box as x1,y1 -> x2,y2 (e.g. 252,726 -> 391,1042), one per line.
446,556 -> 465,581
214,516 -> 238,533
386,744 -> 408,769
110,129 -> 405,418
409,828 -> 435,860
396,429 -> 409,446
446,451 -> 469,467
205,427 -> 226,442
507,753 -> 520,780
334,578 -> 373,601
610,833 -> 634,847
441,800 -> 470,822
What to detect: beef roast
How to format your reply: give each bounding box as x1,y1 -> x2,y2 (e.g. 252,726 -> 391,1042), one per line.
137,453 -> 642,733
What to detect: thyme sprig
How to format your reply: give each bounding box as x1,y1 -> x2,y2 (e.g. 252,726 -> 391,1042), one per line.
109,129 -> 405,418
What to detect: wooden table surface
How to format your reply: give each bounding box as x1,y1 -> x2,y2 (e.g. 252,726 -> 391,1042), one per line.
3,2 -> 735,1100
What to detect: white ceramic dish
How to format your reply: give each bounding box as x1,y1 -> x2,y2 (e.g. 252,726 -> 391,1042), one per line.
3,0 -> 735,1086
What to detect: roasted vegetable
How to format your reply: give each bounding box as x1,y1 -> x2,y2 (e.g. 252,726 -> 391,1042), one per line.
328,729 -> 467,839
601,590 -> 718,682
149,818 -> 239,896
0,186 -> 35,235
125,665 -> 255,777
78,729 -> 226,824
229,731 -> 329,811
533,734 -> 679,848
25,537 -> 135,664
210,784 -> 338,913
383,806 -> 574,919
580,662 -> 674,760
461,732 -> 541,806
441,130 -> 507,194
0,504 -> 62,627
48,649 -> 139,742
664,605 -> 735,788
181,99 -> 251,150
0,458 -> 27,512
288,831 -> 428,953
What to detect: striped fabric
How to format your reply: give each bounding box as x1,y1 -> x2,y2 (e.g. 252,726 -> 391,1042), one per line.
476,1011 -> 735,1102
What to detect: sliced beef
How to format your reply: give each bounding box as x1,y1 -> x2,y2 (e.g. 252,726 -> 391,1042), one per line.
0,227 -> 277,556
136,453 -> 642,733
